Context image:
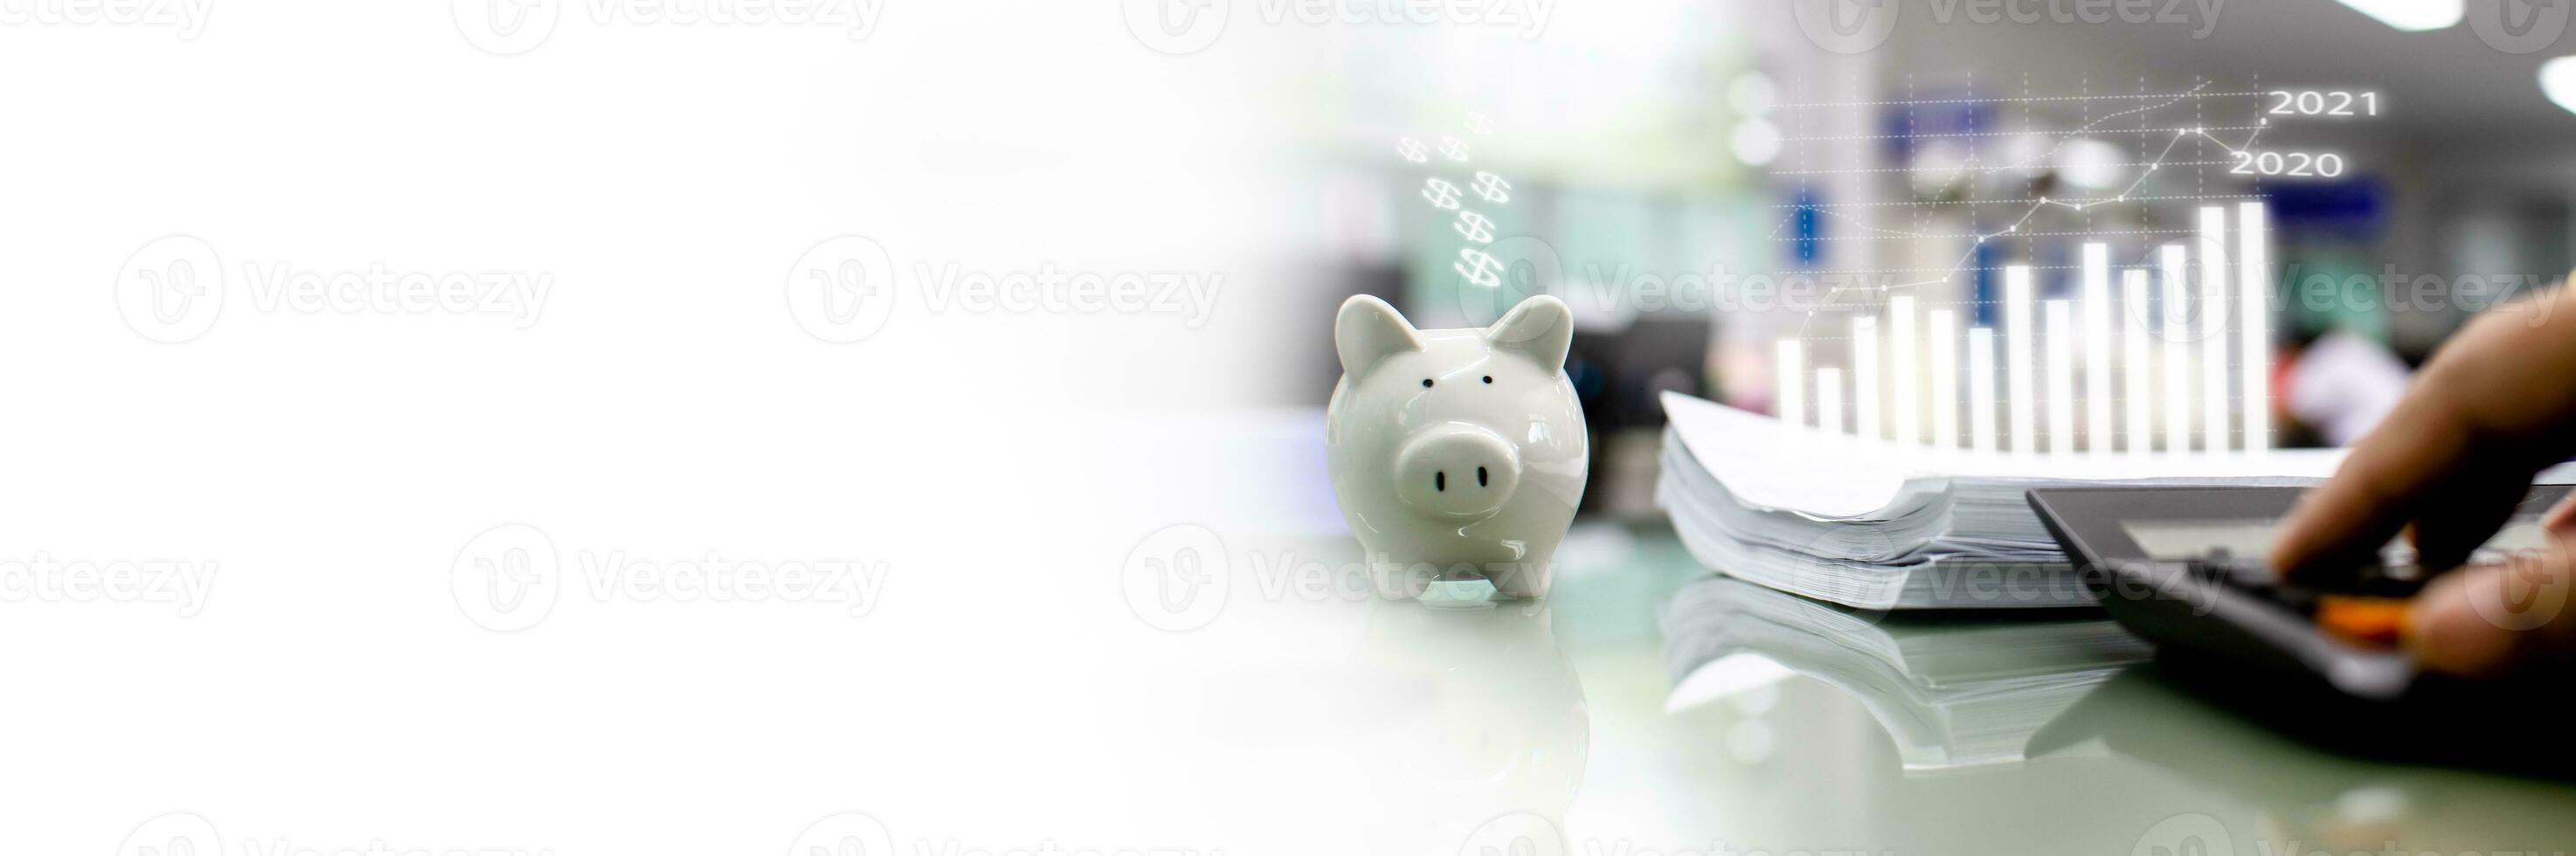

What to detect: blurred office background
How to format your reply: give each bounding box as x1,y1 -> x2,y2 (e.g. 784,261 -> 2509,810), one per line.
1278,0 -> 2576,520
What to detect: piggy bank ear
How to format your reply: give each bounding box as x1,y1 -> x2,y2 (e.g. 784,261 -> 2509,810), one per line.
1335,294 -> 1423,376
1485,295 -> 1573,369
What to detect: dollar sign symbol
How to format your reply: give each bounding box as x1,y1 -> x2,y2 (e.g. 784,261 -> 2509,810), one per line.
1421,177 -> 1462,211
1472,170 -> 1511,204
1440,135 -> 1470,162
1395,137 -> 1428,163
1455,247 -> 1504,289
1453,210 -> 1494,244
1466,112 -> 1493,136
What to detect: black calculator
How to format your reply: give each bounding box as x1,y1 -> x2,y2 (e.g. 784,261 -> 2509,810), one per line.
2028,485 -> 2569,704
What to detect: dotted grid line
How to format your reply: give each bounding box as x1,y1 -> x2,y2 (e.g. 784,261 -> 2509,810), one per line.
1774,90 -> 2267,108
1772,84 -> 2269,336
1779,124 -> 2268,143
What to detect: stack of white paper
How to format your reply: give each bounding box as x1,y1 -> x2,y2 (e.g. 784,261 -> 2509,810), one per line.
1653,391 -> 2344,610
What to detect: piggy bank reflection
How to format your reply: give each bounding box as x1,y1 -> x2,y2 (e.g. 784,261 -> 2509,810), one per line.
1326,294 -> 1589,600
1358,598 -> 1588,855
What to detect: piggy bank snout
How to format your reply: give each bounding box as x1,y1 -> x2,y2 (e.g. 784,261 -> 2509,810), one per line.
1393,425 -> 1523,520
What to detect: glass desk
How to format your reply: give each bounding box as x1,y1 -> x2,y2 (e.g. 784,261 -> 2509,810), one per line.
1143,523 -> 2576,856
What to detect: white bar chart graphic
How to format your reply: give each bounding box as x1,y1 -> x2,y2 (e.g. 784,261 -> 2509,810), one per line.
1775,204 -> 2274,457
2045,300 -> 2074,456
2121,268 -> 2152,455
2238,201 -> 2271,455
1968,328 -> 1997,454
2005,265 -> 2036,454
1929,308 -> 1958,451
2081,245 -> 2112,453
2160,242 -> 2193,452
1853,316 -> 1880,441
1816,368 -> 1844,437
2199,206 -> 2231,452
1891,295 -> 1920,446
1776,340 -> 1804,430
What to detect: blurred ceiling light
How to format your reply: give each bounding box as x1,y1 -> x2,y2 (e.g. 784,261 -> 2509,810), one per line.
2544,56 -> 2576,114
2002,133 -> 2055,179
1732,119 -> 1783,167
2334,0 -> 2462,31
2056,138 -> 2126,190
1908,140 -> 1973,196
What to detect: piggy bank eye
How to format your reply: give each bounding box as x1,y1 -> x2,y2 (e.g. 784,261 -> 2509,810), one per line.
1422,378 -> 1434,388
1481,376 -> 1492,384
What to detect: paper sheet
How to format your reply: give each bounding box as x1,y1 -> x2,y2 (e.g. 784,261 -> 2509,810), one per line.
1658,391 -> 2350,518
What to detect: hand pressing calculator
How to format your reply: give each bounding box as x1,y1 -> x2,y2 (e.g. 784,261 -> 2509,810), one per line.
2028,485 -> 2570,705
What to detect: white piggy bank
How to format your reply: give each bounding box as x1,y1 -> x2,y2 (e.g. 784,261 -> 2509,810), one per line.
1326,294 -> 1589,599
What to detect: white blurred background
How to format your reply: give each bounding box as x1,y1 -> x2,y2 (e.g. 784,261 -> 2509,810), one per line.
4,1 -> 2576,853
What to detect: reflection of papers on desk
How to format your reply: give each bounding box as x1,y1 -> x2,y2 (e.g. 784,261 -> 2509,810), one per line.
1662,576 -> 2152,771
1654,392 -> 2343,609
